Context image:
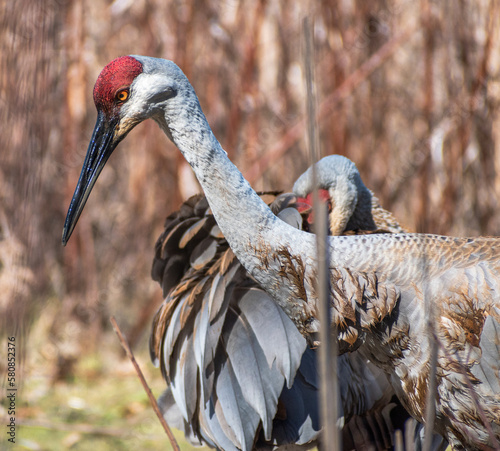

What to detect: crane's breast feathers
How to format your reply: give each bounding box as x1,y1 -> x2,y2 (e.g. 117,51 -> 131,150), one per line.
258,246 -> 402,352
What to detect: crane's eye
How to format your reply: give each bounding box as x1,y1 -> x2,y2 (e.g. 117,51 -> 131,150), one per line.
116,89 -> 129,103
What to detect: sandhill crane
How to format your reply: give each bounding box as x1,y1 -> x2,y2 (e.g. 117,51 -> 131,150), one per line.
292,155 -> 404,236
150,155 -> 445,450
62,56 -> 500,450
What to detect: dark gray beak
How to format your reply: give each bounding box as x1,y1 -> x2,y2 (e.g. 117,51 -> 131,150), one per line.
62,112 -> 119,245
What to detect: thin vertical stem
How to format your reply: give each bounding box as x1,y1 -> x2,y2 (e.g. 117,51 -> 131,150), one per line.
420,1 -> 438,448
110,317 -> 180,451
303,16 -> 340,451
422,315 -> 438,451
422,224 -> 438,451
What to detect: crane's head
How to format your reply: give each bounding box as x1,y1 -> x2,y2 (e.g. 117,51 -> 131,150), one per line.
62,55 -> 183,245
293,155 -> 372,235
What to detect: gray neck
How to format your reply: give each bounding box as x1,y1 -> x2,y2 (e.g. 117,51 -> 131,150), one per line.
152,73 -> 416,316
154,86 -> 301,278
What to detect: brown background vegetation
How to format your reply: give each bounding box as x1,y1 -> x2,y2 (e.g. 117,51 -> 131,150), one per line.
1,0 -> 500,446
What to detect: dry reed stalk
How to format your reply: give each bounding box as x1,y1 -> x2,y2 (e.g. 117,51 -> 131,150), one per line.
110,316 -> 180,451
303,16 -> 340,451
420,2 -> 439,449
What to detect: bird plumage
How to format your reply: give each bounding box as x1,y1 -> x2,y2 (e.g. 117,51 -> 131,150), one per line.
150,193 -> 316,450
149,173 -> 441,450
63,55 -> 500,450
293,155 -> 405,236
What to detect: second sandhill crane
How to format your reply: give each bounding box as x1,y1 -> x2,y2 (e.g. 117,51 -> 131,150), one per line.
292,155 -> 404,236
63,56 -> 500,450
150,155 -> 444,449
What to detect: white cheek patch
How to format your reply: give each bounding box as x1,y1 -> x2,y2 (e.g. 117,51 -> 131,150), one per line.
122,73 -> 176,119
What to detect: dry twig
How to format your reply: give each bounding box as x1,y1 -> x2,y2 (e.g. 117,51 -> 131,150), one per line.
303,16 -> 340,451
110,316 -> 180,451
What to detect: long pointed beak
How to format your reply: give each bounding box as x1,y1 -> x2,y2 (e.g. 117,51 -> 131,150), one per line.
62,112 -> 119,245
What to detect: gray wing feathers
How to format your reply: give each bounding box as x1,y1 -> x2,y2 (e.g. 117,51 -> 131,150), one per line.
238,288 -> 307,387
171,328 -> 198,421
151,178 -> 447,450
267,347 -> 321,447
196,286 -> 308,450
157,387 -> 209,447
213,354 -> 262,450
152,194 -> 318,449
224,299 -> 285,441
338,353 -> 391,418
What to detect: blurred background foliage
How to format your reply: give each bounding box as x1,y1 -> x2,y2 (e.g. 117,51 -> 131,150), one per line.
1,0 -> 499,449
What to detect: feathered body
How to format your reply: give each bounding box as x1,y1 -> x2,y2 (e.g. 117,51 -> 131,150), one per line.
150,182 -> 436,450
149,192 -> 316,450
62,56 -> 500,450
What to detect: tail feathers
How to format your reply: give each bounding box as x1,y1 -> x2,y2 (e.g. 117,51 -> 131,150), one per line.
256,347 -> 321,449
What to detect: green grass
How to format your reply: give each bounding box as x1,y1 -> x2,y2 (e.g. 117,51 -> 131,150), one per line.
5,346 -> 208,451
